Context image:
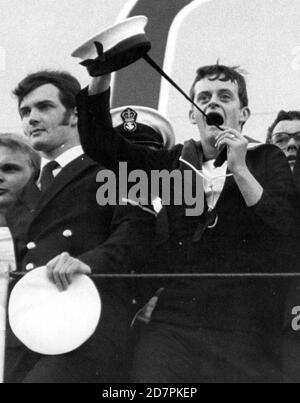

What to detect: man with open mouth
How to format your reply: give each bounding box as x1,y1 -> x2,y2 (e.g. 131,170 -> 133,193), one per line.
77,63 -> 298,383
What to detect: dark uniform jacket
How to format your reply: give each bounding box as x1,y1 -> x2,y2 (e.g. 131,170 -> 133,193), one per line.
77,89 -> 298,339
281,150 -> 300,382
5,153 -> 155,382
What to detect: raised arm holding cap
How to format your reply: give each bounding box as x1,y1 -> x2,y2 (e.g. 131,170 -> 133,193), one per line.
74,17 -> 298,382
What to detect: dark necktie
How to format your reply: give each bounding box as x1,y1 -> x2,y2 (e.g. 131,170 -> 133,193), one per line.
40,161 -> 60,192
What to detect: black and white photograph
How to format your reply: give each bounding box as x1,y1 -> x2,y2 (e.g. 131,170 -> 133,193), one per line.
0,0 -> 300,385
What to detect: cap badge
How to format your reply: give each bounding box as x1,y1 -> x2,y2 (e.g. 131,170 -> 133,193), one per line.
121,108 -> 138,132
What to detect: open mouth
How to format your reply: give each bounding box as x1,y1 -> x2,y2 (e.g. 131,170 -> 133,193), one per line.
287,154 -> 297,162
0,189 -> 8,195
206,112 -> 224,127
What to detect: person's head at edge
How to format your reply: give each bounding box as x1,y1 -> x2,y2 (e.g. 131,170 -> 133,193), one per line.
266,110 -> 300,171
0,133 -> 40,222
189,63 -> 251,158
111,106 -> 175,151
13,70 -> 81,160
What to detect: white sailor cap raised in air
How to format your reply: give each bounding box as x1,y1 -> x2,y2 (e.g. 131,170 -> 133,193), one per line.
111,106 -> 176,150
8,267 -> 101,355
71,16 -> 151,75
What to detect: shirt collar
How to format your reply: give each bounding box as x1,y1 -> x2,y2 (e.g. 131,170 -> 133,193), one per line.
202,160 -> 231,180
40,145 -> 84,170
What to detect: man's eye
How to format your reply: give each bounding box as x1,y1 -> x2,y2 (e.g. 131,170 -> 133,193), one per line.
220,94 -> 231,101
275,137 -> 286,145
198,96 -> 209,103
3,166 -> 19,173
40,104 -> 51,110
20,109 -> 30,117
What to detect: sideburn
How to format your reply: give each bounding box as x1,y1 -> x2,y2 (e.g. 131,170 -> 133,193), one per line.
60,109 -> 73,126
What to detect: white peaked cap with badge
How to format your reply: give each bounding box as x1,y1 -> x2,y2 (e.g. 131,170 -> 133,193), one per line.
111,106 -> 176,150
72,16 -> 148,59
71,16 -> 151,75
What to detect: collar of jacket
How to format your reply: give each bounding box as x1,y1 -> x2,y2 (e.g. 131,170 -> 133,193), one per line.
179,139 -> 203,172
13,154 -> 98,225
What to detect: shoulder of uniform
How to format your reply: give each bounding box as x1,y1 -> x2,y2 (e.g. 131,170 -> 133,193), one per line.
171,143 -> 184,154
247,143 -> 280,155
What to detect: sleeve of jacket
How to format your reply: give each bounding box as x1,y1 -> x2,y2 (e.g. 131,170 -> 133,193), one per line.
248,144 -> 298,237
78,203 -> 156,275
76,87 -> 179,174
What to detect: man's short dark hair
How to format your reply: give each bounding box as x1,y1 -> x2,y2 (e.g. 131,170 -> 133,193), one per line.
266,110 -> 300,144
189,64 -> 248,108
13,70 -> 81,110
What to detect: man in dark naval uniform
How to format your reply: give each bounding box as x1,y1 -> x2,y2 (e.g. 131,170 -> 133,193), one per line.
266,110 -> 300,382
77,64 -> 298,382
4,70 -> 155,383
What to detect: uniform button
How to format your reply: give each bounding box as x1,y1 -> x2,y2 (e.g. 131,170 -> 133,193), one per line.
62,230 -> 73,238
26,242 -> 36,250
178,241 -> 183,246
132,299 -> 137,305
25,263 -> 35,271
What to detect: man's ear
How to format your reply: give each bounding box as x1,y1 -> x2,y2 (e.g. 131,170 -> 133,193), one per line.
239,106 -> 251,126
189,109 -> 197,124
70,107 -> 78,126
